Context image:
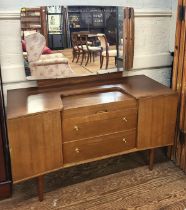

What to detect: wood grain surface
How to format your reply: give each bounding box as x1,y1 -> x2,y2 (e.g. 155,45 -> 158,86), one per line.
171,0 -> 186,173
6,75 -> 178,184
63,129 -> 136,164
8,111 -> 63,182
137,94 -> 178,148
7,76 -> 177,120
63,108 -> 137,142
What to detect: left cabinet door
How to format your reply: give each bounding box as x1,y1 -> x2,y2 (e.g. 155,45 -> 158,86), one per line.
8,111 -> 63,182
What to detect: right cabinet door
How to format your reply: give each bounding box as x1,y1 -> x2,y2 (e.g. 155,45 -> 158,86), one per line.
137,94 -> 178,149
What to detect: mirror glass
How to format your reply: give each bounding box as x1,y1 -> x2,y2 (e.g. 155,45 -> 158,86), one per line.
20,4 -> 175,82
20,5 -> 131,79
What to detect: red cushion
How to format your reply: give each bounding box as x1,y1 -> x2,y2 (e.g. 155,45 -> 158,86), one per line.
42,47 -> 52,54
22,40 -> 52,54
21,40 -> 26,52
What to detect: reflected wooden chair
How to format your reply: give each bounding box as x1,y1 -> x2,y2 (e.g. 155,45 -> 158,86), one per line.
97,33 -> 117,69
72,34 -> 92,65
80,35 -> 102,66
71,33 -> 83,63
79,34 -> 89,65
85,41 -> 102,66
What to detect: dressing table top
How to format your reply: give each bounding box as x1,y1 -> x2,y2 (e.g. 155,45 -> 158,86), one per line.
7,75 -> 176,120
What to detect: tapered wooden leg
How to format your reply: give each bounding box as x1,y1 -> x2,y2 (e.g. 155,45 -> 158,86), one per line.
76,53 -> 80,63
149,149 -> 155,171
72,52 -> 75,62
85,53 -> 90,66
115,56 -> 117,66
90,52 -> 92,62
81,53 -> 85,65
100,56 -> 104,68
100,55 -> 102,67
37,175 -> 44,202
93,52 -> 95,62
106,56 -> 109,69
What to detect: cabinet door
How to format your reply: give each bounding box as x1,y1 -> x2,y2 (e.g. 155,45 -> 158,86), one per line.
8,111 -> 63,182
137,94 -> 178,149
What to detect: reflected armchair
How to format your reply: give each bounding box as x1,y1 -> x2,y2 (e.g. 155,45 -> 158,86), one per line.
25,32 -> 74,78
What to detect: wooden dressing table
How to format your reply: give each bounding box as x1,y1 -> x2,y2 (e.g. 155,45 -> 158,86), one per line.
6,74 -> 178,201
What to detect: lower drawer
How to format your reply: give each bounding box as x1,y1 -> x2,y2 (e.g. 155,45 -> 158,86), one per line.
63,129 -> 136,164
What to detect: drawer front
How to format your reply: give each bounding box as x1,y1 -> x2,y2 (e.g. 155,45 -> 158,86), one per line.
63,129 -> 136,164
63,99 -> 137,119
63,108 -> 137,142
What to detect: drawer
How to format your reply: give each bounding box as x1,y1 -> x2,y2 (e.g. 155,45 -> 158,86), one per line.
63,129 -> 136,164
63,108 -> 137,142
62,91 -> 137,119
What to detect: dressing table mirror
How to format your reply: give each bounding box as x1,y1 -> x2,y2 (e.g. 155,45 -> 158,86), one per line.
20,5 -> 135,80
19,4 -> 174,83
4,3 -> 178,202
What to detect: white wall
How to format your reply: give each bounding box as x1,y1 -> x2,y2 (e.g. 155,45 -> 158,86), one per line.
170,0 -> 178,52
133,12 -> 172,69
0,13 -> 37,99
0,0 -> 178,102
0,0 -> 172,11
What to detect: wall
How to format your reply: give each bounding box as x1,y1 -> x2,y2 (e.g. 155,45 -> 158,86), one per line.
0,0 -> 177,102
133,11 -> 172,69
0,0 -> 172,10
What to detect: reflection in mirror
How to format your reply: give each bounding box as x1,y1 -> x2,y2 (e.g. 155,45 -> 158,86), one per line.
20,6 -> 134,79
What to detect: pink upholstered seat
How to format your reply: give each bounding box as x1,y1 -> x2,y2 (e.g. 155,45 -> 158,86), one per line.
25,32 -> 74,78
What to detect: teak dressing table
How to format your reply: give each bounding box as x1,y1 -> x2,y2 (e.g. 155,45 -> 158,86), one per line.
6,74 -> 178,201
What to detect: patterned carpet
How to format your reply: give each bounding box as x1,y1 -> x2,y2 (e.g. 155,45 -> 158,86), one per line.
0,151 -> 186,210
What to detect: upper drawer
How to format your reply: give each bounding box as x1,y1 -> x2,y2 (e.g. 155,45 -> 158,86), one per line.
62,90 -> 137,119
63,108 -> 137,142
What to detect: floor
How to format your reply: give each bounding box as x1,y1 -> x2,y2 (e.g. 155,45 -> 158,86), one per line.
0,150 -> 186,210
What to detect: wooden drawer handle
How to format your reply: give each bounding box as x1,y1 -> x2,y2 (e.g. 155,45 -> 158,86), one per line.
74,125 -> 79,131
122,138 -> 127,143
75,148 -> 80,153
96,109 -> 108,114
122,117 -> 128,122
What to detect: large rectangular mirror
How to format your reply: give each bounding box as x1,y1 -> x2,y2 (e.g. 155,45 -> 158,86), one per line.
20,4 -> 173,82
20,5 -> 134,79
